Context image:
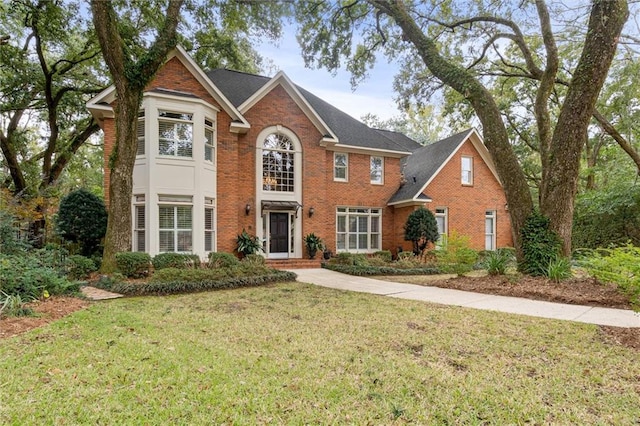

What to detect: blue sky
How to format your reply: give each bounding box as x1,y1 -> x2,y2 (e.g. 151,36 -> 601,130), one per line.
256,28 -> 401,122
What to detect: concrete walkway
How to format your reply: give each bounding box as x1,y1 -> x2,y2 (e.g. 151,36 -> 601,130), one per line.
291,268 -> 640,328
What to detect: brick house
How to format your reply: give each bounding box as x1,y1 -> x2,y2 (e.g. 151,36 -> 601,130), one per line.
87,46 -> 512,260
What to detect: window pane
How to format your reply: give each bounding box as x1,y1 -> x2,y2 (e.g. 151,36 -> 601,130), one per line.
136,206 -> 145,229
159,207 -> 174,229
136,119 -> 145,155
348,234 -> 357,249
485,235 -> 494,250
159,231 -> 174,252
205,208 -> 214,229
177,231 -> 192,252
136,230 -> 145,252
371,234 -> 379,249
177,206 -> 192,229
337,234 -> 346,250
358,234 -> 368,249
370,156 -> 383,183
370,217 -> 379,233
337,216 -> 346,233
485,218 -> 493,234
349,217 -> 357,232
335,167 -> 346,180
358,216 -> 368,232
436,217 -> 445,234
205,231 -> 214,252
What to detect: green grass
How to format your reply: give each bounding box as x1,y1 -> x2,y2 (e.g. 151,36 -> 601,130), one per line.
1,282 -> 639,424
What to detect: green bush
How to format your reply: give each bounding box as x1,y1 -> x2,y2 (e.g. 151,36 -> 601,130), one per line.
152,253 -> 200,270
579,244 -> 640,307
208,252 -> 240,269
67,255 -> 97,280
372,250 -> 392,262
55,189 -> 107,256
94,268 -> 296,296
435,232 -> 478,275
115,252 -> 151,278
236,229 -> 263,257
0,210 -> 30,255
482,250 -> 514,276
519,211 -> 562,276
0,254 -> 78,298
546,256 -> 572,282
404,207 -> 439,254
242,254 -> 266,266
395,252 -> 422,269
333,252 -> 355,265
323,262 -> 441,276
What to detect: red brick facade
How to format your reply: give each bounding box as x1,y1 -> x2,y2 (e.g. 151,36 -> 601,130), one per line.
97,51 -> 512,257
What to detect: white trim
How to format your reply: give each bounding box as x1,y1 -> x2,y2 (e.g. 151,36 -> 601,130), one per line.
387,199 -> 432,207
325,143 -> 411,158
370,155 -> 384,185
86,45 -> 250,133
333,152 -> 349,182
239,71 -> 339,143
461,155 -> 473,185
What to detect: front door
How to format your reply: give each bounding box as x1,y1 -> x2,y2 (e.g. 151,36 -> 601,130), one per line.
269,212 -> 289,258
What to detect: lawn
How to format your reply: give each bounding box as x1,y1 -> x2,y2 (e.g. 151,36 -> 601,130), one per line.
1,282 -> 639,424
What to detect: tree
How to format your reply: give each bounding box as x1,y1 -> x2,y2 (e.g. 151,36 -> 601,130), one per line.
90,0 -> 184,272
55,188 -> 107,256
0,0 -> 106,244
404,207 -> 439,255
295,0 -> 629,258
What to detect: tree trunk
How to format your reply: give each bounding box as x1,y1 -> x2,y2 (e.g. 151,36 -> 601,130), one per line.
370,0 -> 533,257
540,0 -> 628,255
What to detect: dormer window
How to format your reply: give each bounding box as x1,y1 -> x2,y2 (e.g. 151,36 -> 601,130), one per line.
158,111 -> 193,158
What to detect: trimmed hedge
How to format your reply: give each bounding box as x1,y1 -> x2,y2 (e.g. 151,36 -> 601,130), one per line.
208,252 -> 240,268
323,262 -> 441,276
152,253 -> 200,270
115,252 -> 151,278
93,269 -> 297,296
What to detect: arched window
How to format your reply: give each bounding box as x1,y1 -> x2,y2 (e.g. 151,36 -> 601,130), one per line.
262,133 -> 295,192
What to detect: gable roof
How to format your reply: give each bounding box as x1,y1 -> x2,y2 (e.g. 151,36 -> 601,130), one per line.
87,46 -> 250,133
388,128 -> 500,205
206,68 -> 412,156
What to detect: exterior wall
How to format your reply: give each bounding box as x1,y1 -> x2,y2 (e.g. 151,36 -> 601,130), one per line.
422,140 -> 512,250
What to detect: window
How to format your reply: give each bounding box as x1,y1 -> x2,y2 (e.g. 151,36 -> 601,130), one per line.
158,111 -> 193,157
370,156 -> 383,184
485,210 -> 496,250
336,207 -> 381,252
134,195 -> 145,252
262,133 -> 295,192
334,152 -> 348,181
461,156 -> 473,185
159,195 -> 193,252
204,118 -> 215,162
136,111 -> 145,156
435,207 -> 447,248
204,198 -> 215,252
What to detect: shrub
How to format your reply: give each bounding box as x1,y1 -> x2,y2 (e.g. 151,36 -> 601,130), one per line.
519,210 -> 562,276
236,229 -> 263,257
55,189 -> 107,256
323,262 -> 441,276
579,244 -> 640,306
0,292 -> 34,318
152,253 -> 200,270
546,256 -> 572,282
435,232 -> 478,275
372,250 -> 392,263
0,254 -> 78,298
115,252 -> 151,278
242,254 -> 266,266
208,252 -> 240,269
333,252 -> 355,265
395,252 -> 422,268
482,250 -> 514,276
67,255 -> 97,280
404,207 -> 439,255
0,210 -> 30,255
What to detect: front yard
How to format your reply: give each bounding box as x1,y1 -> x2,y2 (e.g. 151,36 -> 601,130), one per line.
1,282 -> 639,424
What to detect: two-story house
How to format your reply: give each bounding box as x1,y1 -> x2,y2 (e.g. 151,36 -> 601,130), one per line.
87,46 -> 512,260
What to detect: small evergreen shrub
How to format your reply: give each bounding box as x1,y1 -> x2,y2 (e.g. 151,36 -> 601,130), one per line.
519,211 -> 562,276
152,253 -> 200,270
208,252 -> 240,269
67,255 -> 97,280
482,250 -> 514,276
0,210 -> 30,255
404,207 -> 439,254
372,250 -> 392,262
55,189 -> 107,256
115,252 -> 151,278
242,254 -> 266,266
546,256 -> 572,282
0,254 -> 77,298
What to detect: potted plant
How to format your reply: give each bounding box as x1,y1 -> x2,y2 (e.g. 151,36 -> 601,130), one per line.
303,233 -> 324,259
236,229 -> 263,258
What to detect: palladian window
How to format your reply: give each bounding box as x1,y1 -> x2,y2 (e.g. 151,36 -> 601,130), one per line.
262,133 -> 295,192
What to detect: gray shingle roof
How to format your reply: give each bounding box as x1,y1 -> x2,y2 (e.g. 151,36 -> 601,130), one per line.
205,69 -> 412,153
373,129 -> 422,152
388,129 -> 473,204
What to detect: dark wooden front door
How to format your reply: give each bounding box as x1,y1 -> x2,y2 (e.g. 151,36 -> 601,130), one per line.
269,212 -> 289,255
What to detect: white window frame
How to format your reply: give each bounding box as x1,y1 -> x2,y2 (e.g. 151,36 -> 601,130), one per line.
133,195 -> 146,252
336,207 -> 382,253
334,152 -> 348,182
136,111 -> 145,156
370,156 -> 384,185
262,133 -> 296,193
204,197 -> 215,252
485,210 -> 496,251
435,207 -> 448,248
158,110 -> 194,158
461,156 -> 473,185
204,117 -> 215,163
158,195 -> 193,253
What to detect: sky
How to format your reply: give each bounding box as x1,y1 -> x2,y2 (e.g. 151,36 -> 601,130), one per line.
256,27 -> 402,123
